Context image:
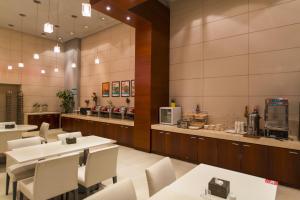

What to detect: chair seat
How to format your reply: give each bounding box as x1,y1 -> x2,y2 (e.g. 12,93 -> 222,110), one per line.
7,161 -> 36,181
22,131 -> 39,138
78,166 -> 86,186
19,177 -> 34,200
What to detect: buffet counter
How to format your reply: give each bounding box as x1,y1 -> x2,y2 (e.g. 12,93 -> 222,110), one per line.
151,124 -> 300,151
61,113 -> 134,127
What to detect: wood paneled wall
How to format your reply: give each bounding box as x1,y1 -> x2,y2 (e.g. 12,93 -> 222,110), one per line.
91,0 -> 170,151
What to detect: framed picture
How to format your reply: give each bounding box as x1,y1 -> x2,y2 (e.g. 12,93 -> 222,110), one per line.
102,82 -> 110,97
121,80 -> 130,97
131,80 -> 135,97
112,81 -> 120,97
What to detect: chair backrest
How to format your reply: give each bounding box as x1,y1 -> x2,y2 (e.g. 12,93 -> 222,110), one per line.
33,153 -> 79,200
7,136 -> 43,151
145,157 -> 176,196
57,132 -> 82,143
39,122 -> 50,138
84,179 -> 137,200
85,145 -> 119,188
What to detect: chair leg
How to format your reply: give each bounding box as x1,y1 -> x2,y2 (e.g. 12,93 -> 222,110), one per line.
74,189 -> 78,200
5,173 -> 10,195
20,192 -> 24,200
113,176 -> 117,184
60,193 -> 64,200
13,181 -> 17,200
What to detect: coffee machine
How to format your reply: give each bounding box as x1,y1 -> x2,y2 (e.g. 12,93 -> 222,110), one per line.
264,98 -> 289,139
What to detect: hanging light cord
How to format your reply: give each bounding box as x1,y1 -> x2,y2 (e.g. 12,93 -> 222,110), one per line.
20,16 -> 23,62
48,0 -> 50,22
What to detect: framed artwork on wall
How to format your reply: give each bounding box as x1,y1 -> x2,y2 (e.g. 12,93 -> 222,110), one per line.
131,80 -> 135,97
121,80 -> 130,97
102,82 -> 110,97
112,81 -> 120,97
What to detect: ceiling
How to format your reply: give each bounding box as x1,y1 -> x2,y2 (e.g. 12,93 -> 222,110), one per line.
0,0 -> 121,42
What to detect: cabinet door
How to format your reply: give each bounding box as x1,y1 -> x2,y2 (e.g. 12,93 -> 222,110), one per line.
28,115 -> 41,130
198,137 -> 218,166
151,130 -> 165,155
240,143 -> 268,178
164,132 -> 180,158
61,117 -> 68,131
217,140 -> 241,172
86,120 -> 97,136
178,134 -> 198,163
269,147 -> 300,188
103,123 -> 117,140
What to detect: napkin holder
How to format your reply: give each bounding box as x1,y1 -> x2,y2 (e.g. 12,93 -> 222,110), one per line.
208,177 -> 230,199
66,137 -> 77,144
5,124 -> 15,129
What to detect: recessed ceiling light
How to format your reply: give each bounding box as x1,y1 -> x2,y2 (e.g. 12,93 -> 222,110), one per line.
33,53 -> 40,60
41,69 -> 46,74
18,62 -> 24,68
71,63 -> 76,68
106,6 -> 111,11
84,25 -> 88,29
126,16 -> 131,21
101,17 -> 105,20
70,31 -> 74,35
7,65 -> 13,70
54,68 -> 59,72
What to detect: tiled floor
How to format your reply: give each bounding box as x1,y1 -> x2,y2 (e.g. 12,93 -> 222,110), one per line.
0,146 -> 299,200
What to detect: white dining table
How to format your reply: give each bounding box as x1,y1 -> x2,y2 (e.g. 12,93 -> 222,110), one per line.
149,164 -> 278,200
0,124 -> 38,153
5,135 -> 116,163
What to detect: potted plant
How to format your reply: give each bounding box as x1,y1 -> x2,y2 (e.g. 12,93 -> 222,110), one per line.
56,90 -> 75,113
171,98 -> 176,107
126,97 -> 130,108
85,99 -> 90,108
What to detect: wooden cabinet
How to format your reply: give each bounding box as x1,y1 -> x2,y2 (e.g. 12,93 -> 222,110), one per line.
178,134 -> 198,163
197,136 -> 218,166
217,140 -> 241,172
117,125 -> 134,147
28,113 -> 60,129
61,117 -> 73,132
269,147 -> 300,188
102,123 -> 117,140
151,130 -> 180,158
240,143 -> 268,178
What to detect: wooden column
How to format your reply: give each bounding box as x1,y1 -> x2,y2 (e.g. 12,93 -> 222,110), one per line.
91,0 -> 170,152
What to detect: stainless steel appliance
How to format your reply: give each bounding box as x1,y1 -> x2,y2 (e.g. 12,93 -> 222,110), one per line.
264,98 -> 289,139
247,108 -> 260,136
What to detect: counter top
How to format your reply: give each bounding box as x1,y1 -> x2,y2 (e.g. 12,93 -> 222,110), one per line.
151,124 -> 300,151
61,114 -> 134,127
0,125 -> 38,133
24,112 -> 61,115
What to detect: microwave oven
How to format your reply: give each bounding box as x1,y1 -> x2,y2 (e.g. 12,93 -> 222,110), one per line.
159,107 -> 182,125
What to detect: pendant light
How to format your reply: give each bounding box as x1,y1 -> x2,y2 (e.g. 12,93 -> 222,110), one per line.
71,15 -> 77,68
53,0 -> 61,53
7,24 -> 14,70
18,14 -> 26,68
95,48 -> 100,64
33,0 -> 41,60
44,0 -> 53,33
82,2 -> 91,17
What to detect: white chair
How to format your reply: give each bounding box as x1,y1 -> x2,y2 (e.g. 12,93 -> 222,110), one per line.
22,122 -> 49,141
84,179 -> 137,200
6,137 -> 43,200
57,132 -> 83,143
19,153 -> 79,200
145,157 -> 176,196
78,145 -> 119,195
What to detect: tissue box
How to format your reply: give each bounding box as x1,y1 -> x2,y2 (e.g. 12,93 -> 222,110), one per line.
66,137 -> 77,144
208,177 -> 230,199
5,124 -> 15,129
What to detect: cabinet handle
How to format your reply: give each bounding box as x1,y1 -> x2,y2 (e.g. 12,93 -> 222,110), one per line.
190,137 -> 197,139
165,132 -> 170,135
124,126 -> 129,129
232,143 -> 239,146
289,151 -> 299,155
159,131 -> 164,134
243,144 -> 251,147
198,137 -> 205,141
